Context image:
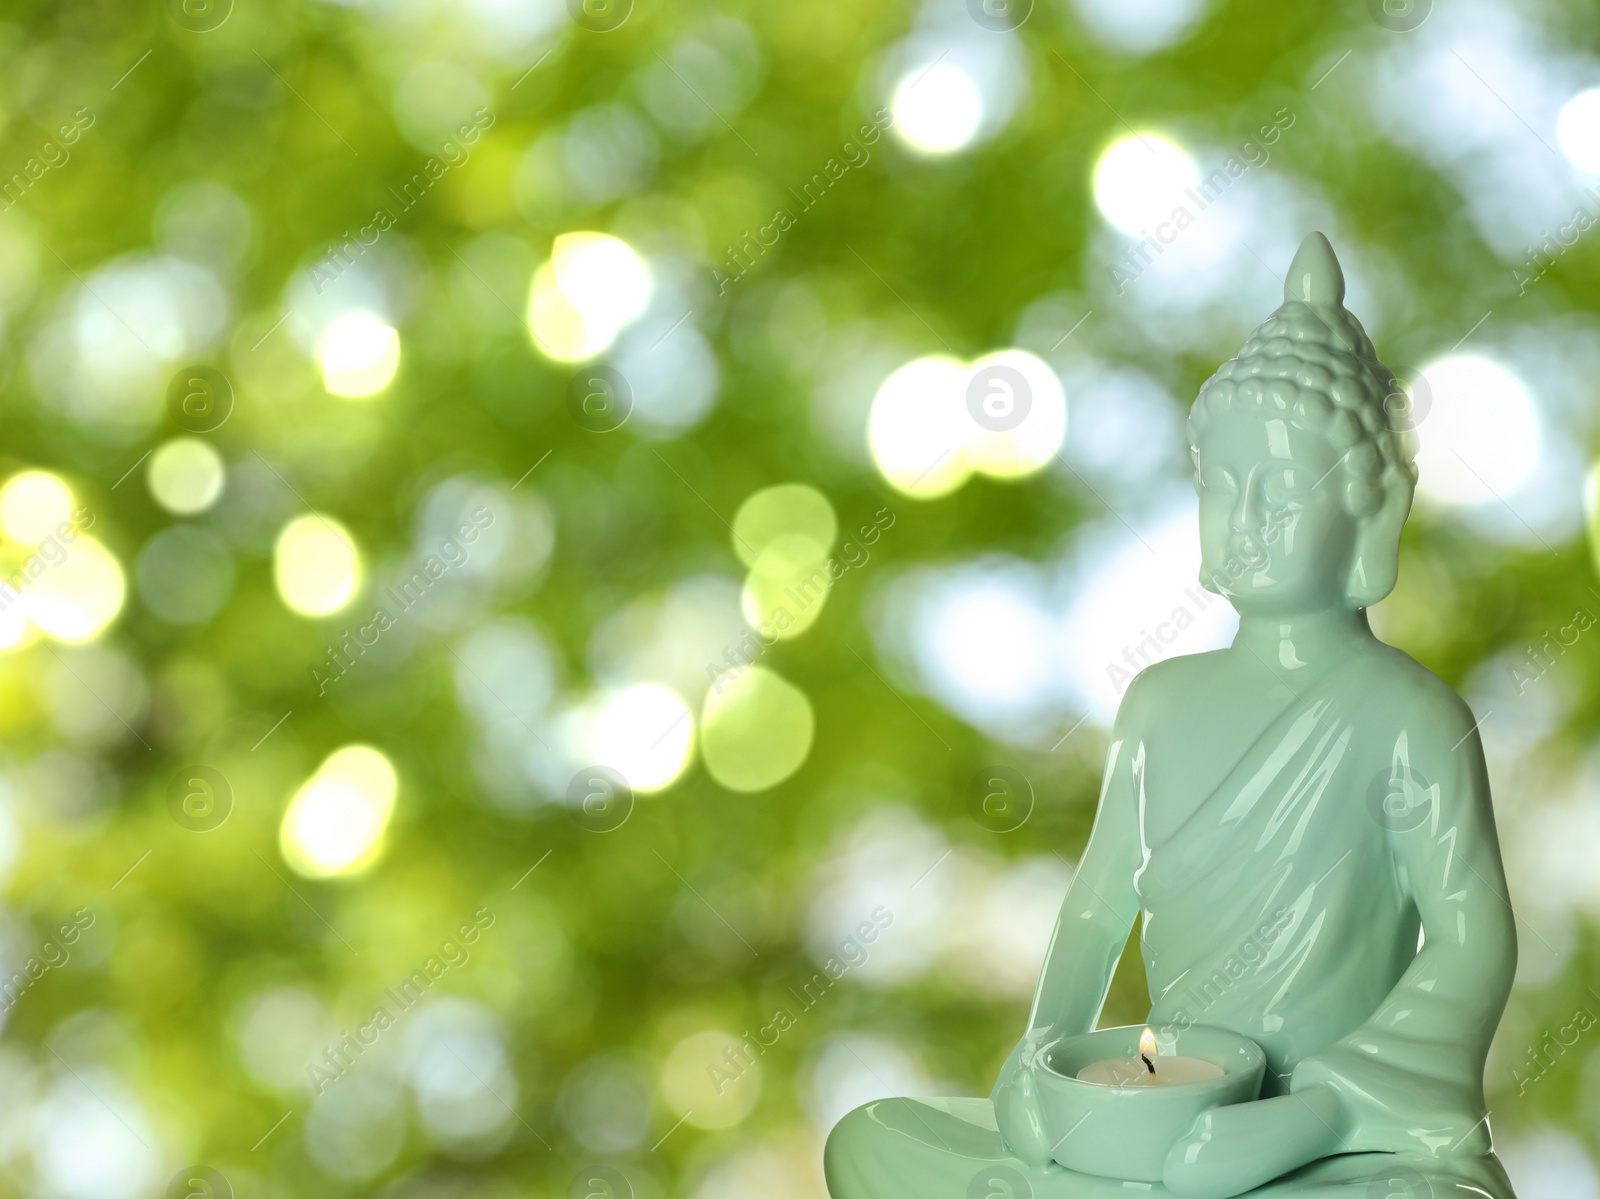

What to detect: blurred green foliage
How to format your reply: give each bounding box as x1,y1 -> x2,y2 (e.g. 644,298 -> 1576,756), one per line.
0,0 -> 1595,1197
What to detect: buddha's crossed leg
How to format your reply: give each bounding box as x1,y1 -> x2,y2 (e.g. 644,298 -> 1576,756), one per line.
824,1096 -> 1516,1198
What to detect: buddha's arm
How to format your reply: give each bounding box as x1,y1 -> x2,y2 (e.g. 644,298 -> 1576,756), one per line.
1024,731 -> 1144,1038
990,705 -> 1143,1164
1290,697 -> 1517,1156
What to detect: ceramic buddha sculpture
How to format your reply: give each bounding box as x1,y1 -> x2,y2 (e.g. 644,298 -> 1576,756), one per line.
824,234 -> 1520,1198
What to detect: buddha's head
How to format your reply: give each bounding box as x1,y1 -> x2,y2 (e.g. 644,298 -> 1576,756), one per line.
1187,233 -> 1418,618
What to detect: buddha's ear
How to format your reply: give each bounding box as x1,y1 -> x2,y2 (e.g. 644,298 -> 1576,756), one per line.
1346,466 -> 1414,607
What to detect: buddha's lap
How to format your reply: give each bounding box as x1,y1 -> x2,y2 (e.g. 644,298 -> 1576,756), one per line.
823,1097 -> 1515,1198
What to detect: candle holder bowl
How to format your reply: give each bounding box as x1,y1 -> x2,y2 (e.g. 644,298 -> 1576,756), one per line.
1031,1023 -> 1267,1182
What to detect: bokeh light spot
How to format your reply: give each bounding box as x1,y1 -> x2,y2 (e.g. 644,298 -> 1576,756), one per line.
660,1029 -> 760,1129
0,593 -> 31,652
526,231 -> 652,363
280,745 -> 399,878
1557,88 -> 1600,173
27,536 -> 125,643
274,514 -> 362,617
869,356 -> 975,499
962,349 -> 1068,478
1092,133 -> 1199,236
588,683 -> 693,792
147,437 -> 225,515
557,1054 -> 651,1154
1587,462 -> 1600,577
0,470 -> 74,545
136,526 -> 235,625
740,536 -> 835,640
732,484 -> 839,640
701,666 -> 815,793
732,484 -> 837,568
1414,355 -> 1539,506
890,63 -> 983,156
869,350 -> 1066,498
319,312 -> 401,398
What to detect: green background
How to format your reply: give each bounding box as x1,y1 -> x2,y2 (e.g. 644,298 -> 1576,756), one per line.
0,0 -> 1597,1196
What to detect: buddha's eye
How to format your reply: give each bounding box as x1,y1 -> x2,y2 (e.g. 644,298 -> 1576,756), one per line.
1260,466 -> 1309,505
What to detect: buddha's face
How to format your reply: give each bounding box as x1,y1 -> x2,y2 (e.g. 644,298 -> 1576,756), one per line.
1195,406 -> 1357,617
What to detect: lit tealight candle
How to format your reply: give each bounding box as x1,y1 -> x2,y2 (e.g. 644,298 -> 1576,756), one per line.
1075,1027 -> 1225,1087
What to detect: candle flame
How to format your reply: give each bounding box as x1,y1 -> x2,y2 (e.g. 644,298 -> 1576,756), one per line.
1139,1027 -> 1158,1060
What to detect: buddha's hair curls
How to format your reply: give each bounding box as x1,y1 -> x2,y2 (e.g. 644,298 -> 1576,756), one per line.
1185,233 -> 1418,517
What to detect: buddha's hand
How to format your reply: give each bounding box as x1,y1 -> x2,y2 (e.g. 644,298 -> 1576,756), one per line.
990,1030 -> 1055,1167
1162,1083 -> 1350,1199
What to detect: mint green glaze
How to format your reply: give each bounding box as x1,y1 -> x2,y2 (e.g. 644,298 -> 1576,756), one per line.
824,234 -> 1520,1199
1032,1023 -> 1266,1181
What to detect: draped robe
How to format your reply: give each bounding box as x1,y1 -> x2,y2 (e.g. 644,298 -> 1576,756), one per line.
825,650 -> 1518,1198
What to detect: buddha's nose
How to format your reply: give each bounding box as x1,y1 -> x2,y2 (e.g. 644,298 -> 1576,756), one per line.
1229,475 -> 1263,533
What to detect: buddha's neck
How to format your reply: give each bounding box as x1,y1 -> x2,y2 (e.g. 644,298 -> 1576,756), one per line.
1232,607 -> 1374,676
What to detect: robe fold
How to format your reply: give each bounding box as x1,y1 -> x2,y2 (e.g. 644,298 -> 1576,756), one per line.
1139,660 -> 1504,1158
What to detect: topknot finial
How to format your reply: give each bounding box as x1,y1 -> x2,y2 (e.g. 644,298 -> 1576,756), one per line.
1284,231 -> 1345,307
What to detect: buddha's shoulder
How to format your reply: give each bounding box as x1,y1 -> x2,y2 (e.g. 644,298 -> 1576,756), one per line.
1113,648 -> 1237,727
1352,639 -> 1482,736
1115,640 -> 1480,741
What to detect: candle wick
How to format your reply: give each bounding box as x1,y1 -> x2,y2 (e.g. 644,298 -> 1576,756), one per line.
1140,1053 -> 1156,1074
